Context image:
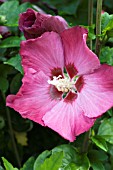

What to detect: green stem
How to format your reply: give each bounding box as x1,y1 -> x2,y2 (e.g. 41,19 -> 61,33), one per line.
81,130 -> 91,153
1,92 -> 21,168
95,0 -> 102,56
88,0 -> 93,50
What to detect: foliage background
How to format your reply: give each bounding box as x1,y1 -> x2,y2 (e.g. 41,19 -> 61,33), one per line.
0,0 -> 113,169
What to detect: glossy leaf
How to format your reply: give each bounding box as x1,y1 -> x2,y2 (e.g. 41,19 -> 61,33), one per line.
91,135 -> 108,152
101,12 -> 113,35
34,150 -> 51,170
20,157 -> 35,170
84,25 -> 96,40
38,152 -> 63,170
100,46 -> 113,65
2,157 -> 18,170
91,162 -> 105,170
52,144 -> 90,170
0,1 -> 19,26
64,163 -> 78,170
19,2 -> 32,14
98,117 -> 113,144
88,150 -> 108,162
0,37 -> 21,48
10,73 -> 23,94
0,64 -> 14,77
4,54 -> 23,74
88,150 -> 107,170
0,77 -> 8,93
0,1 -> 32,26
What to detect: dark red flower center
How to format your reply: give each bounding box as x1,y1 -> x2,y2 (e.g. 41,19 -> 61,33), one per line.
49,66 -> 84,102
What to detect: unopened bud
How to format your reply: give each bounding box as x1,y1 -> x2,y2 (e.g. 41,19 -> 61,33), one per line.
0,15 -> 7,25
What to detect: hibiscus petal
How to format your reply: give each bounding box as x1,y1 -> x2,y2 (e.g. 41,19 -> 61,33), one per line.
19,8 -> 68,39
78,64 -> 113,118
43,100 -> 95,142
6,70 -> 60,125
20,32 -> 64,76
61,26 -> 100,76
42,15 -> 68,33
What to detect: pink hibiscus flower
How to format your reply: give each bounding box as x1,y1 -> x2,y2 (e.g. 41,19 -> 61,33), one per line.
19,8 -> 68,39
6,26 -> 113,142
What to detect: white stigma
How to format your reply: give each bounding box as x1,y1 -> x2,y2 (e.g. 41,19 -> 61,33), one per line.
48,75 -> 75,93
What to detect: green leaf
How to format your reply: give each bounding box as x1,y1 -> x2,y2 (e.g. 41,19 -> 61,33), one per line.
104,163 -> 111,170
88,150 -> 108,162
91,135 -> 108,152
0,64 -> 14,77
0,37 -> 21,48
107,143 -> 113,156
0,77 -> 9,93
64,163 -> 79,170
100,46 -> 113,65
34,150 -> 51,170
59,1 -> 81,15
42,0 -> 89,25
101,12 -> 113,35
10,73 -> 22,94
0,1 -> 33,27
2,157 -> 18,170
98,117 -> 113,144
107,108 -> 113,116
19,2 -> 32,13
52,144 -> 90,170
0,1 -> 19,26
107,29 -> 113,38
88,150 -> 107,170
91,161 -> 105,170
74,0 -> 88,25
39,152 -> 63,170
20,157 -> 35,170
84,25 -> 96,40
43,0 -> 81,15
4,54 -> 23,74
101,12 -> 110,31
0,116 -> 5,129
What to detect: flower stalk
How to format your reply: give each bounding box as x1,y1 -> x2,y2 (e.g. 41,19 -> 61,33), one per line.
81,130 -> 91,153
88,0 -> 93,50
95,0 -> 102,56
2,92 -> 21,168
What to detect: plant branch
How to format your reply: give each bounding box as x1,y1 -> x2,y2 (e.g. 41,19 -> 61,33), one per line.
88,0 -> 93,50
1,92 -> 21,168
81,130 -> 91,153
95,0 -> 102,56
